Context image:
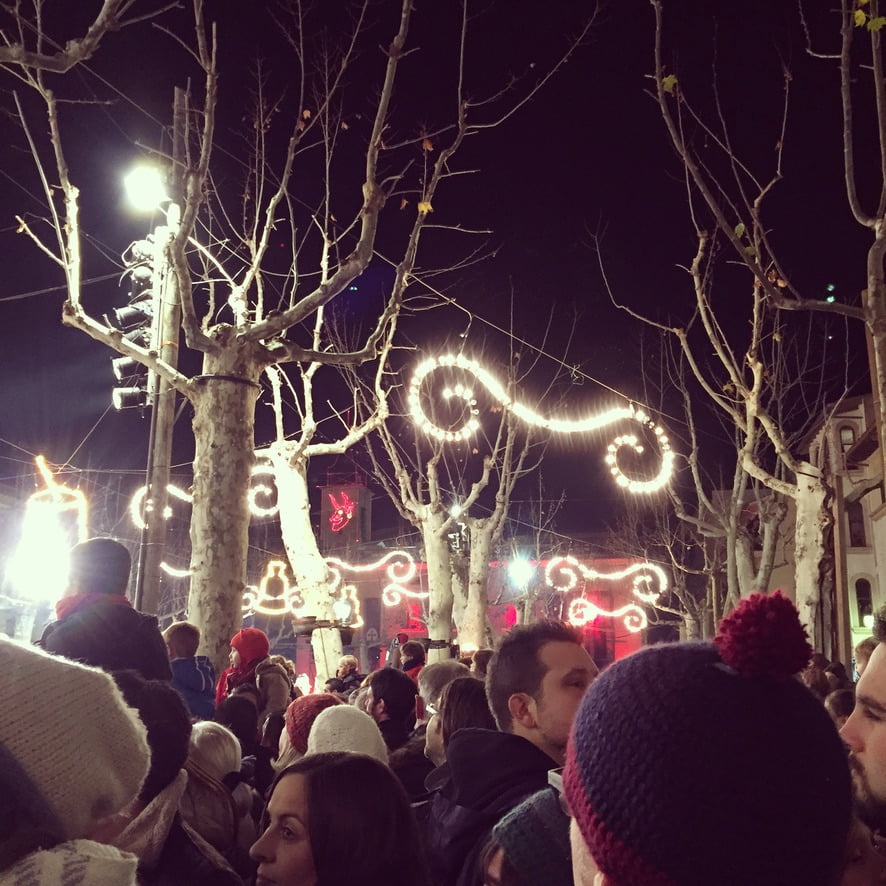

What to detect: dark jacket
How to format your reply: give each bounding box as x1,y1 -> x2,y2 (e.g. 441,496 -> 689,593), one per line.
40,601 -> 171,681
378,716 -> 411,753
389,726 -> 436,801
140,815 -> 244,886
425,728 -> 556,886
170,656 -> 217,720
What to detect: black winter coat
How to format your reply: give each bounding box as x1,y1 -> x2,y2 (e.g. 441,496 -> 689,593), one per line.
40,601 -> 172,681
424,728 -> 556,886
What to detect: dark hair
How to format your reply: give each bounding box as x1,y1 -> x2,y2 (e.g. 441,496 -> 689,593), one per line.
369,667 -> 418,725
266,753 -> 431,886
801,666 -> 831,702
824,688 -> 856,721
68,537 -> 131,596
113,670 -> 192,802
163,621 -> 200,658
440,676 -> 497,746
486,620 -> 582,732
401,641 -> 426,663
215,694 -> 260,754
471,649 -> 494,678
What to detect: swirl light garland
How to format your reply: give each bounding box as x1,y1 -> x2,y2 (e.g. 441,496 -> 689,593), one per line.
567,597 -> 649,633
407,354 -> 675,493
325,550 -> 426,606
545,555 -> 668,633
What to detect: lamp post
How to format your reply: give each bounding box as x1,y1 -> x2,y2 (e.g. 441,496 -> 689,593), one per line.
128,89 -> 185,614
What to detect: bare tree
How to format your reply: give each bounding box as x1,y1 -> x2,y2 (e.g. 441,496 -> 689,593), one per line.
365,346 -> 544,661
623,0 -> 857,649
5,0 -> 596,672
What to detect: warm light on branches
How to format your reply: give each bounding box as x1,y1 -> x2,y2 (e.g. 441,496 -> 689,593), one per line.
407,354 -> 675,492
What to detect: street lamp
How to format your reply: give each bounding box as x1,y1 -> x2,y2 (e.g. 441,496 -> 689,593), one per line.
122,156 -> 182,615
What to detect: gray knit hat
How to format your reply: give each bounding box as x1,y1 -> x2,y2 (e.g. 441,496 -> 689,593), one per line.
306,705 -> 388,764
0,637 -> 150,839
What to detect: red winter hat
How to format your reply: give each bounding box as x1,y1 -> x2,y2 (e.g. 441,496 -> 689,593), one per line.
229,627 -> 269,665
285,693 -> 342,754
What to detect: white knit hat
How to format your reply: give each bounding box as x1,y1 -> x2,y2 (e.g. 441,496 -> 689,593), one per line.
306,705 -> 389,764
0,637 -> 150,839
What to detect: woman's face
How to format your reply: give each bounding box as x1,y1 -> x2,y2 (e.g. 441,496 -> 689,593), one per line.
230,647 -> 241,668
250,773 -> 317,886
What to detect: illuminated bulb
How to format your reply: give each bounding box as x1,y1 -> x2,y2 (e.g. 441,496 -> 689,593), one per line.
325,551 -> 425,608
567,596 -> 648,633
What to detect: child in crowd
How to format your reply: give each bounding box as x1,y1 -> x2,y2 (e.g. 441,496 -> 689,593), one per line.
164,621 -> 217,720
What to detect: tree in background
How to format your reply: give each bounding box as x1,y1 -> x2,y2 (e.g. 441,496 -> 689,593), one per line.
4,0 -> 596,673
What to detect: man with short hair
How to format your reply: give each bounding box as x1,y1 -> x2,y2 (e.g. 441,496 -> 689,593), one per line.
843,608 -> 886,852
40,537 -> 171,681
426,620 -> 597,885
400,639 -> 426,681
367,666 -> 420,752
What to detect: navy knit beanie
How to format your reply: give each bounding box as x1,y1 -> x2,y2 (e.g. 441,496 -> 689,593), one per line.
563,591 -> 852,886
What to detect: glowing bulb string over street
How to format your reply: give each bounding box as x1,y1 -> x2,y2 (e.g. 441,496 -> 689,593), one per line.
325,550 -> 427,606
407,354 -> 676,494
544,556 -> 669,633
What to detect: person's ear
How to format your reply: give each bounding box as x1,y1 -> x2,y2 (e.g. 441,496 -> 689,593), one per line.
507,692 -> 537,729
374,697 -> 387,717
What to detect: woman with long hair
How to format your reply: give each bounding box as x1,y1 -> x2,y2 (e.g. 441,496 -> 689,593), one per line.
250,752 -> 430,886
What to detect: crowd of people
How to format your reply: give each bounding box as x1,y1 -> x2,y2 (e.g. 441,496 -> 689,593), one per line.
4,536 -> 886,885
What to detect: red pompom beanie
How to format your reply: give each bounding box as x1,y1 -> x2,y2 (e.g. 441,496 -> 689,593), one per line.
563,591 -> 852,886
229,627 -> 270,665
285,693 -> 342,754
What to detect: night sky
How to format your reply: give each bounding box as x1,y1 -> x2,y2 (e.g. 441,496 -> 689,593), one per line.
0,0 -> 873,544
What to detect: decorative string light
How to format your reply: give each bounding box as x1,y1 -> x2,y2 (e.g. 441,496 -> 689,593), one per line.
545,556 -> 668,634
567,596 -> 648,633
544,556 -> 668,604
407,354 -> 675,492
327,490 -> 356,532
5,456 -> 90,604
249,462 -> 280,517
242,560 -> 305,616
325,550 -> 427,606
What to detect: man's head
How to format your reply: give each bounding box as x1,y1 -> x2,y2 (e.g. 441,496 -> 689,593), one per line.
486,620 -> 597,765
66,537 -> 131,596
337,655 -> 358,678
843,608 -> 886,831
400,640 -> 425,666
416,660 -> 469,724
367,668 -> 418,728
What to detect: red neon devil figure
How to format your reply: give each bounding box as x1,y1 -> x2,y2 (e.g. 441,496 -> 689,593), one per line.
328,490 -> 356,532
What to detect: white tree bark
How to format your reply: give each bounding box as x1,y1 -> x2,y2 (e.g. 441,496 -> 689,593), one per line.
186,331 -> 262,671
793,464 -> 830,647
423,515 -> 454,663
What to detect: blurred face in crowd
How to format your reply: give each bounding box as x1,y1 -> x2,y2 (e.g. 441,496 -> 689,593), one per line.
229,647 -> 241,668
524,641 -> 597,765
842,642 -> 886,832
250,773 -> 316,886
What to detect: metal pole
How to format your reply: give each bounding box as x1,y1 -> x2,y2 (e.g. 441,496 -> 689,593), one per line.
134,88 -> 186,614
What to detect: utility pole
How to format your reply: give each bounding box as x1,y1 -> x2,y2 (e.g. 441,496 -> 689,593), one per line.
135,87 -> 186,614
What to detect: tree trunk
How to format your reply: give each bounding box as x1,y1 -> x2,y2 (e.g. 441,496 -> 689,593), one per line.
270,446 -> 343,686
423,517 -> 453,663
187,332 -> 262,675
793,463 -> 828,649
459,527 -> 492,651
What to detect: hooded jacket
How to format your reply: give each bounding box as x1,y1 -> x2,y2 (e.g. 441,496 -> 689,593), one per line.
170,657 -> 217,720
425,727 -> 557,886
